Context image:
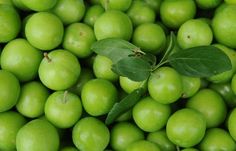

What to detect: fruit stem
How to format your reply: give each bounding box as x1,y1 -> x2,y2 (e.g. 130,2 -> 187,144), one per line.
44,52 -> 51,62
104,0 -> 109,10
63,91 -> 68,104
176,146 -> 180,151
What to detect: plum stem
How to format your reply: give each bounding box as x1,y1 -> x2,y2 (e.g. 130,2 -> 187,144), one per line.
63,91 -> 68,104
44,52 -> 51,62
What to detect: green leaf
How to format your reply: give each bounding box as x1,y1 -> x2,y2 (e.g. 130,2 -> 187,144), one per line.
91,38 -> 139,63
105,88 -> 145,125
139,53 -> 157,67
112,57 -> 152,81
168,46 -> 232,77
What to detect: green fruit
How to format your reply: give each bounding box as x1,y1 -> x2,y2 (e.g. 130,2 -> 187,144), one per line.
177,19 -> 213,49
52,0 -> 85,25
12,0 -> 29,10
16,81 -> 49,118
60,146 -> 78,151
212,4 -> 236,48
196,0 -> 222,9
0,4 -> 21,43
93,55 -> 118,81
186,89 -> 227,128
83,4 -> 105,27
132,23 -> 166,54
181,75 -> 201,98
166,108 -> 206,148
144,0 -> 162,13
0,111 -> 26,150
199,128 -> 236,151
63,23 -> 96,58
127,1 -> 156,26
224,0 -> 236,4
110,122 -> 145,151
132,97 -> 171,132
16,119 -> 60,151
120,76 -> 146,94
0,70 -> 20,112
1,38 -> 43,82
126,140 -> 161,151
94,10 -> 133,40
21,0 -> 57,11
228,108 -> 236,141
45,91 -> 82,128
72,117 -> 110,151
25,12 -> 64,50
100,0 -> 132,11
147,129 -> 176,151
81,79 -> 118,116
160,0 -> 196,29
38,49 -> 81,90
181,148 -> 199,151
148,66 -> 183,104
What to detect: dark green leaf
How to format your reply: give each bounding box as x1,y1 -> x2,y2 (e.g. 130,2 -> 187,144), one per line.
91,38 -> 139,63
112,57 -> 152,81
168,46 -> 232,77
105,88 -> 145,125
139,53 -> 157,66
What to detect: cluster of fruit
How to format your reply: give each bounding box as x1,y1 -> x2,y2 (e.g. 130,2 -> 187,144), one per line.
0,0 -> 236,151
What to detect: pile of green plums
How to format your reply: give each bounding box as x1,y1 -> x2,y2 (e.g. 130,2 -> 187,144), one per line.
0,0 -> 236,151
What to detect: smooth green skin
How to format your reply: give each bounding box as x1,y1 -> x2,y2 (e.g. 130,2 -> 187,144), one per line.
52,0 -> 85,25
94,10 -> 133,40
187,89 -> 227,128
63,23 -> 96,58
228,108 -> 236,141
16,81 -> 49,118
231,74 -> 236,95
210,82 -> 236,108
0,70 -> 20,112
1,38 -> 43,82
160,0 -> 196,29
0,0 -> 12,5
144,0 -> 163,13
16,119 -> 59,151
196,0 -> 222,9
111,122 -> 145,151
147,129 -> 176,151
181,148 -> 199,151
132,97 -> 171,132
38,49 -> 81,91
126,140 -> 161,151
69,68 -> 94,96
21,14 -> 33,38
181,75 -> 201,98
100,0 -> 132,11
116,109 -> 132,122
148,66 -> 183,104
21,0 -> 57,11
60,146 -> 79,151
127,1 -> 156,27
12,0 -> 29,10
177,19 -> 213,49
83,4 -> 105,27
0,111 -> 26,150
225,0 -> 236,4
208,44 -> 236,83
81,79 -> 118,116
132,23 -> 166,54
90,0 -> 100,4
199,128 -> 236,151
45,91 -> 82,128
0,4 -> 21,43
72,117 -> 110,151
120,76 -> 147,94
166,108 -> 206,148
25,12 -> 64,50
212,4 -> 236,48
93,55 -> 118,82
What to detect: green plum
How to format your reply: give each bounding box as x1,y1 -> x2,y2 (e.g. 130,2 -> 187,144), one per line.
181,75 -> 201,98
21,0 -> 57,11
126,140 -> 161,151
100,0 -> 132,11
83,4 -> 105,27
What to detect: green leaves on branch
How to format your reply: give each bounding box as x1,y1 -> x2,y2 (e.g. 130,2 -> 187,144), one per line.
91,33 -> 232,124
168,46 -> 232,77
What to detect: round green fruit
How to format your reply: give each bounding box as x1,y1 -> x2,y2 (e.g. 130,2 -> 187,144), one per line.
166,108 -> 206,148
21,0 -> 57,11
0,111 -> 26,150
181,75 -> 201,98
228,108 -> 236,141
100,0 -> 132,11
126,140 -> 161,151
196,0 -> 222,9
94,10 -> 133,40
16,119 -> 60,151
0,70 -> 20,112
119,76 -> 146,94
72,117 -> 110,151
148,66 -> 183,104
45,91 -> 82,128
38,49 -> 81,90
83,4 -> 105,27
